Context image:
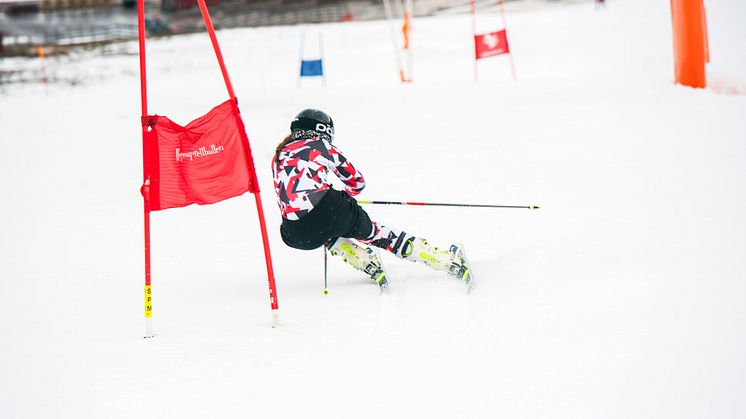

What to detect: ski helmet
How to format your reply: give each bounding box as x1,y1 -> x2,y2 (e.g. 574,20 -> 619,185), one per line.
290,109 -> 334,141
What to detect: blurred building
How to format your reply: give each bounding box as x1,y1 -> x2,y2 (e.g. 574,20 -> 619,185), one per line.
0,0 -> 473,56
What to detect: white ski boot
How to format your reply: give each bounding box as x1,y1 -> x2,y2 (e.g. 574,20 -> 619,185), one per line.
327,237 -> 389,292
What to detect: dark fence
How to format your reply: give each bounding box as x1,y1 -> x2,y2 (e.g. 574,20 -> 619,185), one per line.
192,2 -> 351,31
1,22 -> 137,47
1,1 -> 354,55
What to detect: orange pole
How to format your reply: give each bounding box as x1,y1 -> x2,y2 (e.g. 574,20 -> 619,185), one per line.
702,3 -> 710,63
37,46 -> 48,95
670,0 -> 707,88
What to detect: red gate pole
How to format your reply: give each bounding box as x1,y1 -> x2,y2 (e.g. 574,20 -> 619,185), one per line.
195,0 -> 235,99
196,0 -> 280,327
498,0 -> 517,80
252,193 -> 280,326
471,0 -> 478,81
136,0 -> 154,338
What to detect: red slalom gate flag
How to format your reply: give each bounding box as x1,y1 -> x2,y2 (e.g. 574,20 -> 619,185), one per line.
141,99 -> 260,211
474,29 -> 510,59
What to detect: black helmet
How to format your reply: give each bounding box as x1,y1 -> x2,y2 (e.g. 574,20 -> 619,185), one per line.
290,109 -> 334,142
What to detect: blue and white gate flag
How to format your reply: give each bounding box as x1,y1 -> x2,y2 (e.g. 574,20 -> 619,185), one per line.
300,59 -> 324,77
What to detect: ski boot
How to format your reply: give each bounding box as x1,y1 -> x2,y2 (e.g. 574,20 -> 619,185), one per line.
327,238 -> 389,293
402,238 -> 473,290
448,243 -> 474,291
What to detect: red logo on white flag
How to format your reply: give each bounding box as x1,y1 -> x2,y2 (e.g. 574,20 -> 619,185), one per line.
474,29 -> 510,59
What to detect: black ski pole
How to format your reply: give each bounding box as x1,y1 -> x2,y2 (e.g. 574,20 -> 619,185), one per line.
357,200 -> 540,210
323,248 -> 329,295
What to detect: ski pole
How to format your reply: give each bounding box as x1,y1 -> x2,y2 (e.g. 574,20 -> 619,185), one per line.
323,248 -> 329,295
357,200 -> 540,210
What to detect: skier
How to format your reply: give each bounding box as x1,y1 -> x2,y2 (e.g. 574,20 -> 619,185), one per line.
272,109 -> 472,292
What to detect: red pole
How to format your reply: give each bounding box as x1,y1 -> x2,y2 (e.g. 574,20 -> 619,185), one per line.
195,0 -> 236,99
196,0 -> 280,326
137,0 -> 154,338
254,193 -> 280,326
498,0 -> 517,80
471,0 -> 477,81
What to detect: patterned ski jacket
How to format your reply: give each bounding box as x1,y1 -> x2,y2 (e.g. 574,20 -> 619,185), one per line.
273,136 -> 365,220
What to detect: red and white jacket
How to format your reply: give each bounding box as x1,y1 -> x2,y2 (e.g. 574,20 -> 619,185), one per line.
272,137 -> 365,220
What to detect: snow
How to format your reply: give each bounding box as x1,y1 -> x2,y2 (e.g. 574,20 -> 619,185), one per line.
1,0 -> 746,418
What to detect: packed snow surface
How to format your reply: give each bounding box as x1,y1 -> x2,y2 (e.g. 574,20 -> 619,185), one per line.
1,0 -> 745,418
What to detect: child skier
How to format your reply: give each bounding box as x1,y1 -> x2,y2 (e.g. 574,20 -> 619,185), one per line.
272,109 -> 472,291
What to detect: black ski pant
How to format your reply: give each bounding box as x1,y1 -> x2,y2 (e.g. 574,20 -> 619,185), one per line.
280,189 -> 374,250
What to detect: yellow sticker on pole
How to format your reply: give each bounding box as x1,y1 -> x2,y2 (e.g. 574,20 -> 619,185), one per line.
144,285 -> 153,318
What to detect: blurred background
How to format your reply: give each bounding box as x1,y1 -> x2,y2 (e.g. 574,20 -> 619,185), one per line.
0,0 -> 486,57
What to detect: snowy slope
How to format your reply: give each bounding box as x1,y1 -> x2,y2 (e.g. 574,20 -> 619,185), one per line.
1,0 -> 745,418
